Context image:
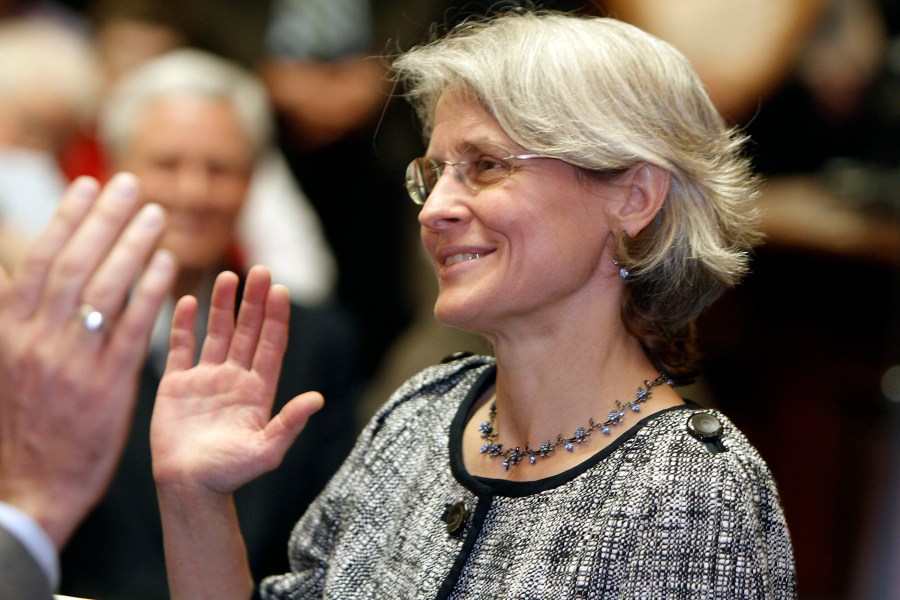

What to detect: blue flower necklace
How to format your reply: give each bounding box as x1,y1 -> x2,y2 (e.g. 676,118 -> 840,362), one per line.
479,373 -> 671,470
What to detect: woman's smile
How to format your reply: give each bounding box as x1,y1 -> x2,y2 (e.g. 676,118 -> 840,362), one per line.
444,252 -> 486,266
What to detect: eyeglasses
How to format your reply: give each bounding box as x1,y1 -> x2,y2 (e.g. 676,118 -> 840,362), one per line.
404,143 -> 555,205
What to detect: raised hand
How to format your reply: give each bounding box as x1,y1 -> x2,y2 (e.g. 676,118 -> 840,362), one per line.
151,266 -> 323,600
0,173 -> 176,549
151,265 -> 323,495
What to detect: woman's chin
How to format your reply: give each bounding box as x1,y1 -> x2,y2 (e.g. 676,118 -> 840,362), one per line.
433,298 -> 486,333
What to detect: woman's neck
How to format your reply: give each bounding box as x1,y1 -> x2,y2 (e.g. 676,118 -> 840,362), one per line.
462,311 -> 683,481
491,326 -> 658,440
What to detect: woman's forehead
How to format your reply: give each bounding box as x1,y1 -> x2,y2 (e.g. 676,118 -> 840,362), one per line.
428,92 -> 520,156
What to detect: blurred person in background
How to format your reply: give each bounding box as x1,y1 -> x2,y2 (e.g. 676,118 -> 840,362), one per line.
0,17 -> 99,270
68,0 -> 341,305
258,0 -> 414,381
58,49 -> 360,600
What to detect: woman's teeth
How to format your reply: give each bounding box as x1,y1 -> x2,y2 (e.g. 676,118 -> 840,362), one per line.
444,253 -> 482,266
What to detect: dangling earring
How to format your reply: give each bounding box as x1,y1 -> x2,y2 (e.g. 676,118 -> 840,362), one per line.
612,259 -> 629,279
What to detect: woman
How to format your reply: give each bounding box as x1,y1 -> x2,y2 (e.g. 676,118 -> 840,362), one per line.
151,10 -> 796,599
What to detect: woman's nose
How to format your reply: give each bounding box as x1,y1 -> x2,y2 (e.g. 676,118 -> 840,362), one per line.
417,172 -> 471,230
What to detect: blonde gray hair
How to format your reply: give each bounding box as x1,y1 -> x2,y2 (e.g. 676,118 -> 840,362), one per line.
99,48 -> 273,161
0,19 -> 100,141
393,10 -> 763,379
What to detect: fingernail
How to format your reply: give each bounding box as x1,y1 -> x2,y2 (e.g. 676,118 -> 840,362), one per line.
136,203 -> 165,229
71,176 -> 99,200
150,249 -> 177,274
110,172 -> 139,200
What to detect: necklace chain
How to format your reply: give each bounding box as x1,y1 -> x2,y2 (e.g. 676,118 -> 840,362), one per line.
478,373 -> 671,470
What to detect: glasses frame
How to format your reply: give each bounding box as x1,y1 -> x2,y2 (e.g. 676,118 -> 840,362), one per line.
405,145 -> 556,205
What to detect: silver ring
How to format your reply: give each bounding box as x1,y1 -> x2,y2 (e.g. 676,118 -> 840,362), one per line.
78,304 -> 106,332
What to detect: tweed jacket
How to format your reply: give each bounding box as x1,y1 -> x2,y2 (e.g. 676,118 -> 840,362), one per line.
262,355 -> 796,599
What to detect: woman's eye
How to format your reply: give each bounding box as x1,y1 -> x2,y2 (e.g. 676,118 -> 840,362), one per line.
473,156 -> 507,173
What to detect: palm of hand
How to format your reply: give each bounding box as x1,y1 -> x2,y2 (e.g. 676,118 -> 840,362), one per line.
150,268 -> 323,496
153,359 -> 280,494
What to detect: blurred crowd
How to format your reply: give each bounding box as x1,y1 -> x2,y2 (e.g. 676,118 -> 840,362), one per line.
0,0 -> 897,598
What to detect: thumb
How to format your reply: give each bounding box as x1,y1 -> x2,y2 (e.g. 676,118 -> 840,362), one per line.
274,391 -> 325,435
259,391 -> 325,467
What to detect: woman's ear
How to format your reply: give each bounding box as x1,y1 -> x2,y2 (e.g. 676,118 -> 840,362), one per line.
610,163 -> 670,238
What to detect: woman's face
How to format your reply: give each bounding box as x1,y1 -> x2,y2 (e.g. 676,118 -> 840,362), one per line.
418,92 -> 619,338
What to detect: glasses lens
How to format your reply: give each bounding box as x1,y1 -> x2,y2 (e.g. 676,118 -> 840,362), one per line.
405,158 -> 432,205
405,145 -> 519,204
459,145 -> 514,190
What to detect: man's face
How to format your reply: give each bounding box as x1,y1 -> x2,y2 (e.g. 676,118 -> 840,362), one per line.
120,94 -> 254,271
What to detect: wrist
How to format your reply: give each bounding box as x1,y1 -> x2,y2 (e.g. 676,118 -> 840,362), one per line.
156,478 -> 235,517
0,476 -> 102,549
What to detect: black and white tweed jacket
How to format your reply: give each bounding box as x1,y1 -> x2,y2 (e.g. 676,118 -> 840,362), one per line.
261,355 -> 796,599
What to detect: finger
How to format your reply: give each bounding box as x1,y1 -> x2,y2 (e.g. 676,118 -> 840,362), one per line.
227,266 -> 270,368
250,284 -> 291,388
258,391 -> 324,472
198,271 -> 239,364
80,203 -> 167,322
165,295 -> 199,373
105,249 -> 177,376
41,173 -> 142,321
5,176 -> 99,317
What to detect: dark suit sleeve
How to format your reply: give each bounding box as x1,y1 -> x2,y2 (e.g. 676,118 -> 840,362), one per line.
0,524 -> 53,600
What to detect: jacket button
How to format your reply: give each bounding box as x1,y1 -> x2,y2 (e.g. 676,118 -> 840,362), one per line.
443,501 -> 470,535
687,413 -> 723,440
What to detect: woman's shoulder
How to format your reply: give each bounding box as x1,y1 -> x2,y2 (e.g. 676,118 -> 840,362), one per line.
630,404 -> 779,488
363,353 -> 496,437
